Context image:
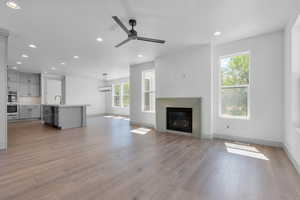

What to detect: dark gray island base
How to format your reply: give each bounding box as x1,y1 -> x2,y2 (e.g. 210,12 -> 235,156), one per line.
42,105 -> 87,129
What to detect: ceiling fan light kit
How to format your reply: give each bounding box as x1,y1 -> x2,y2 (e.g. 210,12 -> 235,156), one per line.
112,16 -> 166,48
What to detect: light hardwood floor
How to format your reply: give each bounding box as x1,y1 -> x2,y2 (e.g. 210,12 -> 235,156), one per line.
1,116 -> 300,200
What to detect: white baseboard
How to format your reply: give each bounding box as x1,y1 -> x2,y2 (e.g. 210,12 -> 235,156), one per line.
283,144 -> 300,175
214,133 -> 282,147
201,134 -> 214,140
130,121 -> 155,128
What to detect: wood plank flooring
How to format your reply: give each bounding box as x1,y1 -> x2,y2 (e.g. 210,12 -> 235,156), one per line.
0,116 -> 300,200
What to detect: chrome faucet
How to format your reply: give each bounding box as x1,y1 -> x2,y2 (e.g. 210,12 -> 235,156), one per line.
54,95 -> 63,105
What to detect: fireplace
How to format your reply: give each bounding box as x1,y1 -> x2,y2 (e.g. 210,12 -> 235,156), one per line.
166,107 -> 193,133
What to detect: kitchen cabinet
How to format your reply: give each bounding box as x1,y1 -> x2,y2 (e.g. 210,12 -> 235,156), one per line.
31,84 -> 40,96
19,73 -> 28,83
7,70 -> 19,92
20,73 -> 39,84
42,105 -> 86,129
7,81 -> 18,92
20,84 -> 40,97
42,105 -> 54,124
19,84 -> 29,96
19,72 -> 41,97
31,105 -> 41,118
19,105 -> 41,119
6,71 -> 41,96
7,70 -> 18,82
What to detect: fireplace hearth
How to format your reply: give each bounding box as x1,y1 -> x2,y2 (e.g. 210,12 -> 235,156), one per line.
167,107 -> 193,133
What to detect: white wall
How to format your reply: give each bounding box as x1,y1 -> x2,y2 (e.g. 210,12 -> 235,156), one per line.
130,61 -> 156,127
213,31 -> 284,145
0,29 -> 8,150
155,45 -> 212,137
41,74 -> 65,104
104,77 -> 129,116
46,79 -> 62,104
284,15 -> 300,173
65,76 -> 105,116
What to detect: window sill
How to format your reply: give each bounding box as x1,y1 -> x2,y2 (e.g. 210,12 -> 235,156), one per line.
112,106 -> 130,109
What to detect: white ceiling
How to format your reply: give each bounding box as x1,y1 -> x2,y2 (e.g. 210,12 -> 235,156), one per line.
0,0 -> 300,79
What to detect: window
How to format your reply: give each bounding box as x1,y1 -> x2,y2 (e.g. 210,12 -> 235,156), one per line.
112,82 -> 130,108
219,52 -> 250,119
123,82 -> 130,107
142,70 -> 155,112
112,84 -> 121,107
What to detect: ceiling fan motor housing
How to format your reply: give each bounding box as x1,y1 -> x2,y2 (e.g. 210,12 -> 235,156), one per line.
129,30 -> 137,38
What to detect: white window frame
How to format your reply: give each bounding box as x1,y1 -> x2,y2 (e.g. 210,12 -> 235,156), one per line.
112,84 -> 122,108
142,69 -> 156,113
219,51 -> 251,120
112,82 -> 130,108
122,82 -> 130,108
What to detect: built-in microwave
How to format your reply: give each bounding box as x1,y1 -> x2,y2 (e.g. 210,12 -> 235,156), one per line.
8,91 -> 17,103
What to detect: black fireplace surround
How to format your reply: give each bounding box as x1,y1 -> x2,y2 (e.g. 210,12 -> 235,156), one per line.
166,107 -> 193,133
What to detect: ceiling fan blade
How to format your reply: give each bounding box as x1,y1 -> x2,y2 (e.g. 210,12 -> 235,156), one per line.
112,16 -> 130,35
115,38 -> 131,48
137,37 -> 165,44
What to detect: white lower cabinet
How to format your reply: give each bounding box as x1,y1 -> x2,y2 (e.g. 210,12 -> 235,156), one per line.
19,105 -> 41,119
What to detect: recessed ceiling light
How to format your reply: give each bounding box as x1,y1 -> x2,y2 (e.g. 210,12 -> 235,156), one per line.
96,37 -> 103,42
6,0 -> 21,9
29,44 -> 37,48
12,66 -> 18,70
60,62 -> 66,65
214,31 -> 222,36
137,54 -> 143,58
16,61 -> 22,65
51,67 -> 56,70
73,56 -> 79,59
21,54 -> 29,58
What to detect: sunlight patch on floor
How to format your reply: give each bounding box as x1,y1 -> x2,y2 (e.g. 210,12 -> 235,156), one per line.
114,116 -> 125,119
225,142 -> 269,161
131,128 -> 151,135
104,115 -> 130,121
225,142 -> 259,152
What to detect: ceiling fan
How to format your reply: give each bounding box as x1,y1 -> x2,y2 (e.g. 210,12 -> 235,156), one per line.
112,16 -> 166,48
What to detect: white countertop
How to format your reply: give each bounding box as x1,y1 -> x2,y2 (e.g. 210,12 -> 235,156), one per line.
8,104 -> 88,107
42,104 -> 87,108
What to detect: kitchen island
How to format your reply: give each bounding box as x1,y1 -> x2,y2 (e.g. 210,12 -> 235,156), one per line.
42,105 -> 87,129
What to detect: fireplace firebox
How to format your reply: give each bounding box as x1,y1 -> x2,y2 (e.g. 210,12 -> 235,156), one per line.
166,107 -> 192,133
